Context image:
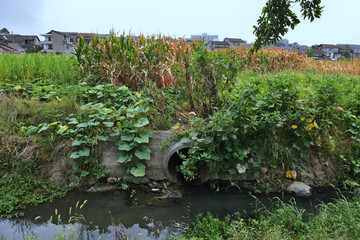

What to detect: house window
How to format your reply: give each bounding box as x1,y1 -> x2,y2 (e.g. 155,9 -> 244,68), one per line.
49,45 -> 53,50
48,37 -> 52,41
70,38 -> 73,42
66,46 -> 69,49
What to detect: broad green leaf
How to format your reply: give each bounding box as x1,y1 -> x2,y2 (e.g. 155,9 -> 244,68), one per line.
130,163 -> 146,177
118,142 -> 133,151
38,123 -> 50,133
78,148 -> 90,157
76,123 -> 88,128
236,163 -> 247,174
135,145 -> 151,160
72,163 -> 79,170
116,151 -> 131,163
134,131 -> 151,144
172,123 -> 180,130
49,122 -> 59,128
98,135 -> 109,141
81,170 -> 89,177
180,137 -> 191,143
57,125 -> 68,134
103,122 -> 114,127
121,133 -> 135,142
134,118 -> 149,128
70,151 -> 80,159
71,139 -> 83,146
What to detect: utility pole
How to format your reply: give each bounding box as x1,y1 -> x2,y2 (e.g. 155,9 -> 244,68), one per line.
12,31 -> 15,53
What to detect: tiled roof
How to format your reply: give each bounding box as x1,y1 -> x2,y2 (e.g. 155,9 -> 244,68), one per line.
224,38 -> 246,43
320,44 -> 338,48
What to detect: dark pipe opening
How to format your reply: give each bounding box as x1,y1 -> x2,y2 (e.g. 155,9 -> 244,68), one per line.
167,148 -> 209,186
167,148 -> 189,185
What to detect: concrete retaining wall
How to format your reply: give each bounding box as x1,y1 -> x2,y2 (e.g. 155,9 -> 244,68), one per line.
101,130 -> 195,184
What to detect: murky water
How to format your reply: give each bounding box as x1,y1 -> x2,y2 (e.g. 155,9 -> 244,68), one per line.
0,186 -> 340,240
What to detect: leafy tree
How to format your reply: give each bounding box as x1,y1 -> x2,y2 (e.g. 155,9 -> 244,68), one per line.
0,27 -> 10,34
25,46 -> 43,54
250,0 -> 323,53
342,51 -> 351,59
306,47 -> 314,57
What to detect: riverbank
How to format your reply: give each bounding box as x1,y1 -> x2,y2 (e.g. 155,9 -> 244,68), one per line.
0,186 -> 358,240
0,35 -> 360,238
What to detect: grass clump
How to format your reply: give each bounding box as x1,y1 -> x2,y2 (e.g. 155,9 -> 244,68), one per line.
178,195 -> 360,240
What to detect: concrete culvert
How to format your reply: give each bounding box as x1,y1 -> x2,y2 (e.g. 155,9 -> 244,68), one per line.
163,142 -> 209,185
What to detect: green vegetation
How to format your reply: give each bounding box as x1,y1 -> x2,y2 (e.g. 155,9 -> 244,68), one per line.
176,194 -> 360,240
0,34 -> 359,223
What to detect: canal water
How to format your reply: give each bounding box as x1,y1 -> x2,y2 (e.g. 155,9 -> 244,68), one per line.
0,186 -> 340,239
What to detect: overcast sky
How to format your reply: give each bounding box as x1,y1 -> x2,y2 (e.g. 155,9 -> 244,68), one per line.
1,0 -> 359,46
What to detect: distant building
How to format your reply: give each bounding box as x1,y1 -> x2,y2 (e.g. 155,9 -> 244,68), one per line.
276,38 -> 289,46
41,30 -> 78,54
313,48 -> 327,60
224,38 -> 246,47
295,45 -> 310,54
0,45 -> 22,54
208,41 -> 230,50
318,44 -> 340,60
191,33 -> 218,43
337,44 -> 360,58
77,33 -> 111,42
0,34 -> 40,53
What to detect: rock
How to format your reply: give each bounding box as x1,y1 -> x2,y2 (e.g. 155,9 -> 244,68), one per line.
151,188 -> 161,192
146,189 -> 182,206
107,177 -> 121,184
85,185 -> 118,193
286,181 -> 312,197
158,190 -> 182,200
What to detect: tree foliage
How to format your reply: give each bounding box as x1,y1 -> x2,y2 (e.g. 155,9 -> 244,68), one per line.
0,27 -> 10,34
250,0 -> 323,53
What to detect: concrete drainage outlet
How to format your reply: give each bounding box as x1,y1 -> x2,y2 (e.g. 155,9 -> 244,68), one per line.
163,141 -> 209,185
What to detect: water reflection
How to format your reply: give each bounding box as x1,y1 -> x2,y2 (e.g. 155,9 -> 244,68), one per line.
0,186 -> 339,240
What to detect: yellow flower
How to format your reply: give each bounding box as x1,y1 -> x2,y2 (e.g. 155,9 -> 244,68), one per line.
306,118 -> 312,123
291,125 -> 298,129
301,117 -> 305,121
306,124 -> 314,131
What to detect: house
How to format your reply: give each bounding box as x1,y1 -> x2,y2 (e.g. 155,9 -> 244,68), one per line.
191,33 -> 219,43
318,44 -> 340,60
337,44 -> 360,58
0,45 -> 22,54
224,38 -> 247,47
40,30 -> 78,54
208,41 -> 230,50
77,33 -> 111,42
313,48 -> 327,60
294,45 -> 310,54
0,34 -> 40,53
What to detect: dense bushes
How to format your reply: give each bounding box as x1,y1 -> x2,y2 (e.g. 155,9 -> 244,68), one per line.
179,72 -> 360,182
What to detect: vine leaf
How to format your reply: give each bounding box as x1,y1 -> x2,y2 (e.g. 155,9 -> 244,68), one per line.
130,163 -> 146,177
134,131 -> 151,144
78,148 -> 90,157
135,145 -> 151,160
116,151 -> 131,163
117,142 -> 133,151
134,118 -> 149,128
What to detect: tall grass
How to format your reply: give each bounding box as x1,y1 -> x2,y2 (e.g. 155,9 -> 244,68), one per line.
0,53 -> 80,84
179,194 -> 360,240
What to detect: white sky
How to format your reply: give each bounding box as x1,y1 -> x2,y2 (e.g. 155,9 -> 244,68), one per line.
1,0 -> 359,46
